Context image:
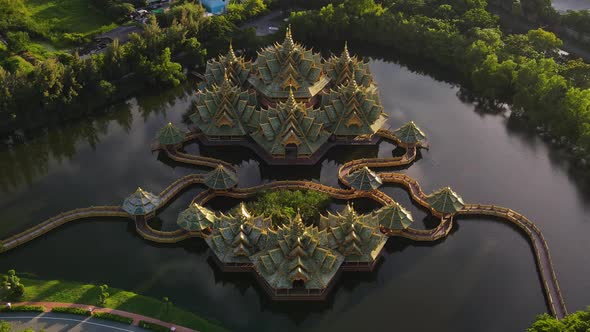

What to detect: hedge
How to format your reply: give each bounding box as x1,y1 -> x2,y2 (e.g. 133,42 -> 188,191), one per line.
51,307 -> 92,316
0,305 -> 45,312
139,320 -> 171,332
92,312 -> 133,325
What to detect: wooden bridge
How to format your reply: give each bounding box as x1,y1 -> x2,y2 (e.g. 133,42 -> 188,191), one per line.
0,129 -> 567,318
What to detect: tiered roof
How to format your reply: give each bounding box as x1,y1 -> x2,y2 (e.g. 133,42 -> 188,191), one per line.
426,187 -> 465,215
393,121 -> 427,145
251,214 -> 343,290
373,203 -> 414,230
320,76 -> 384,136
319,205 -> 387,263
346,166 -> 383,190
156,122 -> 185,146
324,42 -> 373,87
204,165 -> 239,189
206,203 -> 275,264
248,26 -> 329,99
176,203 -> 215,232
190,28 -> 389,159
122,187 -> 161,215
203,43 -> 252,87
191,73 -> 258,137
250,89 -> 330,157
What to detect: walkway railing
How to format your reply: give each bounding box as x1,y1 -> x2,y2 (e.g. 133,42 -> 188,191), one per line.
0,129 -> 567,319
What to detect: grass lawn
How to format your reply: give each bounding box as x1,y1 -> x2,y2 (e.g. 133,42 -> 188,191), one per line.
18,277 -> 228,332
26,0 -> 118,36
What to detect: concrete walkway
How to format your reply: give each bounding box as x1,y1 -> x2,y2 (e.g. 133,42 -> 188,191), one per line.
0,312 -> 147,332
1,302 -> 197,332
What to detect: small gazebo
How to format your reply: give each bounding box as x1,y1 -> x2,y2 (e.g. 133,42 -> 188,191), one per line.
156,122 -> 185,147
426,187 -> 465,215
204,165 -> 239,190
393,121 -> 427,146
346,166 -> 382,191
374,202 -> 414,230
122,187 -> 162,218
177,203 -> 215,232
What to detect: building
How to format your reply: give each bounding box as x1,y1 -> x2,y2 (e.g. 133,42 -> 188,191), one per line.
200,0 -> 227,14
190,27 -> 387,162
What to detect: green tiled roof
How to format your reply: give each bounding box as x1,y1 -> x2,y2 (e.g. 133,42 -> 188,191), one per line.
346,167 -> 382,190
250,89 -> 330,157
393,121 -> 427,144
426,187 -> 465,214
176,203 -> 215,231
203,43 -> 252,88
319,205 -> 387,263
191,74 -> 258,137
374,202 -> 413,230
251,214 -> 343,290
204,165 -> 239,189
122,187 -> 161,215
156,122 -> 185,145
324,42 -> 373,87
320,76 -> 384,136
205,203 -> 275,264
248,26 -> 329,99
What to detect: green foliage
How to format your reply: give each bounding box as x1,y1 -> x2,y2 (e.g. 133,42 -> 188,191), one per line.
92,312 -> 133,324
139,320 -> 170,332
245,190 -> 331,225
6,31 -> 30,54
528,307 -> 590,332
289,0 -> 590,160
51,306 -> 91,316
0,305 -> 45,312
0,321 -> 10,332
20,277 -> 227,332
98,284 -> 109,305
1,270 -> 25,300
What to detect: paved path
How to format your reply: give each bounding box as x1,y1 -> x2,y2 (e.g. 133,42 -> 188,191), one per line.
1,302 -> 196,331
0,312 -> 146,332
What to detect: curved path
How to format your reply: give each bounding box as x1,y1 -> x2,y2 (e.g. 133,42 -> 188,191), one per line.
0,129 -> 567,318
1,302 -> 196,332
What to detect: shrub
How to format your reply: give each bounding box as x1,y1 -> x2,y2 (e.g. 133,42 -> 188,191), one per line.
92,312 -> 133,325
0,305 -> 44,312
245,190 -> 331,225
138,320 -> 170,332
51,307 -> 91,316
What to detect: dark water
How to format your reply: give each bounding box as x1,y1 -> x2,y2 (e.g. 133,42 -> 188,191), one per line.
0,59 -> 589,332
552,0 -> 590,11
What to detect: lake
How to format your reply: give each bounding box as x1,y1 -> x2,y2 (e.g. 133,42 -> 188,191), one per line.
0,56 -> 589,332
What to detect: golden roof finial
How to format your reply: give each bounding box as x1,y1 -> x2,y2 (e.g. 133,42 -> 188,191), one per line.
227,41 -> 237,63
342,41 -> 351,62
283,25 -> 295,52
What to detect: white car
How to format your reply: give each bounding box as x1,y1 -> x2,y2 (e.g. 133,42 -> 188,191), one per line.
268,26 -> 279,31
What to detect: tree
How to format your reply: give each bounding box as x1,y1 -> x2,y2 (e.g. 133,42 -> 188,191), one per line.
98,284 -> 109,306
6,31 -> 30,54
527,28 -> 563,57
528,307 -> 590,332
1,269 -> 25,300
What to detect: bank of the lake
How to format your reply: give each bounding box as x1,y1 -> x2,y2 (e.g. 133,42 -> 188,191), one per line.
0,57 -> 589,332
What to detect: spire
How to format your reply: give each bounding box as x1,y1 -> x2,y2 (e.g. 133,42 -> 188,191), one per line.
342,41 -> 351,62
286,88 -> 297,110
221,70 -> 232,89
347,70 -> 359,91
283,25 -> 296,52
227,41 -> 238,63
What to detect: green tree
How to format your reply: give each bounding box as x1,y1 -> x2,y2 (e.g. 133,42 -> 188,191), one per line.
1,269 -> 25,300
6,31 -> 30,54
528,307 -> 590,332
527,28 -> 563,57
98,284 -> 109,305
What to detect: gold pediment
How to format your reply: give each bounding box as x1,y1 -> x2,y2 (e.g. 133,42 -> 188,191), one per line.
282,130 -> 302,146
346,112 -> 363,127
215,113 -> 234,127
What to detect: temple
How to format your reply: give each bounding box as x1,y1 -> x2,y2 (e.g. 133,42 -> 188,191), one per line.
175,202 -> 412,300
190,27 -> 387,162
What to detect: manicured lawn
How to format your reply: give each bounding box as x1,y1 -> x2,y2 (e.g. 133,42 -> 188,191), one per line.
19,277 -> 228,332
26,0 -> 118,36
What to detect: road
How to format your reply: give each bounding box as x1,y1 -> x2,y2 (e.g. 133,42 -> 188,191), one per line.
0,312 -> 149,332
239,10 -> 286,36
